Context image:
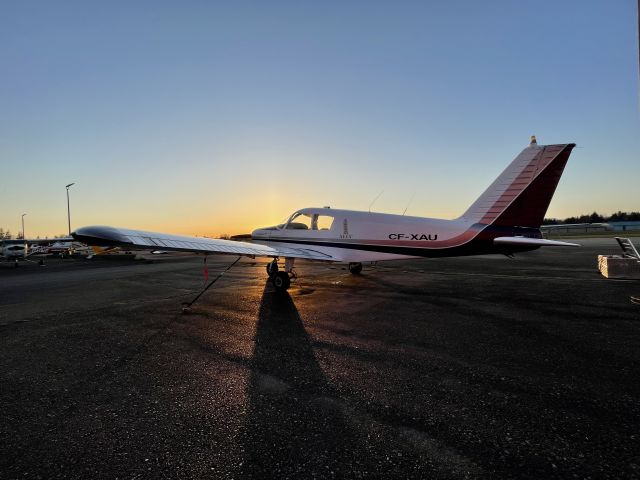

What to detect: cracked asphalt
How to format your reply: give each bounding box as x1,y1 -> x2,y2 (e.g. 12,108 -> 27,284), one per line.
1,238 -> 639,479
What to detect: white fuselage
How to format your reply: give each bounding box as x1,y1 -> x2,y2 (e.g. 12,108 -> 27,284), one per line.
251,207 -> 481,263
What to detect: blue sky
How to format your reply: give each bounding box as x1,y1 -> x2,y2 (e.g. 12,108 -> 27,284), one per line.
1,0 -> 638,237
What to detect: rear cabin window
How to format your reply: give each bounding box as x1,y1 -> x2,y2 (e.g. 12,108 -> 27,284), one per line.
314,215 -> 334,230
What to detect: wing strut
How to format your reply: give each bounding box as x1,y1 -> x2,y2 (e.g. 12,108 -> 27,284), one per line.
182,256 -> 242,313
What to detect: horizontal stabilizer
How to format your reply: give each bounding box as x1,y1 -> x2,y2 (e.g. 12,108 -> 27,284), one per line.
493,237 -> 580,247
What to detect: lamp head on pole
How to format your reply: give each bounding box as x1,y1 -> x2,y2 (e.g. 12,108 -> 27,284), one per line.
66,182 -> 75,190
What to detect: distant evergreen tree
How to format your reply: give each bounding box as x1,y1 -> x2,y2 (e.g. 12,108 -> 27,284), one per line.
544,211 -> 640,224
609,211 -> 625,221
589,211 -> 604,223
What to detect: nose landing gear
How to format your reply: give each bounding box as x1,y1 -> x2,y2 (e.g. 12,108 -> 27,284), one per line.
266,259 -> 279,276
267,258 -> 295,292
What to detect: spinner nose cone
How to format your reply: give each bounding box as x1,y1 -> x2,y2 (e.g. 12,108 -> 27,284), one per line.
72,226 -> 131,246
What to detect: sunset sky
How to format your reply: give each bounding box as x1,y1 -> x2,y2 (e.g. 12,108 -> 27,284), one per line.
1,1 -> 639,238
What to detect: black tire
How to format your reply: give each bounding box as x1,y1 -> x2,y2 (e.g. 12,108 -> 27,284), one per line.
348,262 -> 363,274
266,260 -> 279,277
272,271 -> 291,291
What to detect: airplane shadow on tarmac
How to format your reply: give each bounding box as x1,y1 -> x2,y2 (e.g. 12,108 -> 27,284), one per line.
240,282 -> 361,477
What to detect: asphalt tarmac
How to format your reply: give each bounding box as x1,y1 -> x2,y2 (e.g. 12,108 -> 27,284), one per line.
1,238 -> 639,479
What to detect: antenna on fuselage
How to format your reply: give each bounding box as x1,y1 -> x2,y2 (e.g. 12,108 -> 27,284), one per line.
402,191 -> 416,216
368,190 -> 384,212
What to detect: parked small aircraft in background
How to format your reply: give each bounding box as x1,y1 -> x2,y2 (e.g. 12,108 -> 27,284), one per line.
0,237 -> 74,266
73,137 -> 578,291
0,240 -> 28,262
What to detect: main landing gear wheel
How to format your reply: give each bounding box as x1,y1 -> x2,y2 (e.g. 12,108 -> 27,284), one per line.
348,262 -> 363,274
266,259 -> 279,277
272,271 -> 291,292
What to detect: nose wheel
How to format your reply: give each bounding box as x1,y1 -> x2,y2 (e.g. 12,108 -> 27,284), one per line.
266,259 -> 279,277
267,258 -> 294,292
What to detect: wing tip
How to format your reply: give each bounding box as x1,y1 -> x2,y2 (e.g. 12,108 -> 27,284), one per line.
72,225 -> 130,246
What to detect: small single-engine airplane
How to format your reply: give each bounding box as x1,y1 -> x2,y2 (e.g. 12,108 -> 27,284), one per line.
73,137 -> 578,292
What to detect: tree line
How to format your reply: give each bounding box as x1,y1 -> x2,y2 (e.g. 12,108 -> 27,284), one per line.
543,211 -> 640,225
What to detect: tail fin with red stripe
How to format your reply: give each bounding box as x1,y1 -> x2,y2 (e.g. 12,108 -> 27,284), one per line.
459,137 -> 576,228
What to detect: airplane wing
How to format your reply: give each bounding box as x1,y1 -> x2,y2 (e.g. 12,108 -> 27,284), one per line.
493,237 -> 580,247
72,226 -> 334,261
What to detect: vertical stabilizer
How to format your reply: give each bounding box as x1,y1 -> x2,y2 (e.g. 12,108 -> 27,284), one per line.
459,140 -> 575,228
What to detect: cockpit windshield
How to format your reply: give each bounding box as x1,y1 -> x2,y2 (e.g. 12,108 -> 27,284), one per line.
283,211 -> 334,231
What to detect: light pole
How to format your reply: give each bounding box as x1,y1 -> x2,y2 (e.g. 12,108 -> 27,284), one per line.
21,213 -> 26,241
66,183 -> 75,236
